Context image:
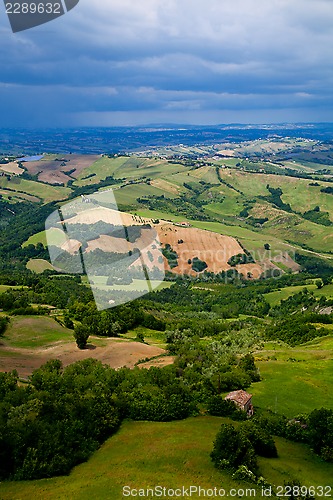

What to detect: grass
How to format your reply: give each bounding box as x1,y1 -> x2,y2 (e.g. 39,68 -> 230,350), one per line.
314,283 -> 333,299
252,336 -> 333,417
121,326 -> 167,347
0,177 -> 71,203
264,284 -> 317,307
74,156 -> 128,185
22,230 -> 47,247
89,277 -> 172,292
26,259 -> 54,273
207,169 -> 333,253
0,285 -> 28,293
23,228 -> 68,248
113,182 -> 176,206
1,316 -> 73,349
264,282 -> 333,307
75,157 -> 188,186
0,416 -> 331,500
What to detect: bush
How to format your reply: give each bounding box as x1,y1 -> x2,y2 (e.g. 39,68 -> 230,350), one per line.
240,421 -> 278,458
0,316 -> 9,336
191,257 -> 208,273
73,323 -> 90,349
211,424 -> 258,474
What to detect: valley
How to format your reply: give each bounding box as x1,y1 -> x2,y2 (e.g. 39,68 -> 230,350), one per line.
1,129 -> 333,497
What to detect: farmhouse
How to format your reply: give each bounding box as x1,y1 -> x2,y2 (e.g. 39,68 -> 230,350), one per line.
225,389 -> 254,416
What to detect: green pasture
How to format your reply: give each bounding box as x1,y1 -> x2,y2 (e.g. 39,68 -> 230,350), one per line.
264,284 -> 317,307
264,282 -> 333,307
113,157 -> 187,180
122,326 -> 167,347
314,283 -> 333,298
190,165 -> 220,183
26,259 -> 55,273
204,198 -> 244,219
75,156 -> 188,186
0,177 -> 71,202
22,230 -> 47,247
217,169 -> 333,219
217,169 -> 269,196
1,316 -> 73,349
23,228 -> 71,249
0,285 -> 28,293
166,170 -> 206,187
211,157 -> 240,167
1,416 -> 332,500
75,156 -> 129,185
90,276 -> 172,292
252,336 -> 333,417
113,182 -> 177,206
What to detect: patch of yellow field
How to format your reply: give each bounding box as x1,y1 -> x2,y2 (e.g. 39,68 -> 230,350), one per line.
0,161 -> 24,175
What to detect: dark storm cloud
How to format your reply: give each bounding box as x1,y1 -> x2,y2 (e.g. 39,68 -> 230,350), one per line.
0,0 -> 332,126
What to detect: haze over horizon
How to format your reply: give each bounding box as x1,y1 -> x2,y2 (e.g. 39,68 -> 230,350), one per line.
1,0 -> 333,128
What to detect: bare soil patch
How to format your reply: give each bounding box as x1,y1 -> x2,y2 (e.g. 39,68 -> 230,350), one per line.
61,209 -> 264,277
0,162 -> 24,175
23,155 -> 101,185
0,338 -> 166,379
156,222 -> 245,274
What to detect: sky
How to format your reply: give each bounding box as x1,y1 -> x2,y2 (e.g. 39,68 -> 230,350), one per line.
0,0 -> 333,127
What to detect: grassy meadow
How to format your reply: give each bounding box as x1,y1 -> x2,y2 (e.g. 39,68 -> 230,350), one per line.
1,316 -> 73,349
0,176 -> 71,202
252,334 -> 333,416
0,416 -> 332,500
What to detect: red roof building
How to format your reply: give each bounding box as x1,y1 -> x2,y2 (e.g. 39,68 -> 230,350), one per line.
225,390 -> 254,415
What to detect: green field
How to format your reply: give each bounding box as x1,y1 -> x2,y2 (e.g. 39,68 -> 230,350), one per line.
113,182 -> 176,206
10,152 -> 333,263
122,325 -> 167,347
0,416 -> 332,500
23,230 -> 47,247
0,285 -> 28,293
264,284 -> 317,307
75,156 -> 188,187
23,228 -> 67,248
0,177 -> 71,202
75,156 -> 130,185
314,283 -> 333,299
252,335 -> 333,416
26,259 -> 55,273
1,316 -> 73,349
90,276 -> 172,292
264,282 -> 333,307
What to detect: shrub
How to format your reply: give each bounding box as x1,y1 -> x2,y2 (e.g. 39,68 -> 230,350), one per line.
73,323 -> 90,349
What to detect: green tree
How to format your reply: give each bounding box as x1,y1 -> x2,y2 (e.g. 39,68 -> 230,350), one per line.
210,423 -> 258,473
73,324 -> 90,349
63,312 -> 74,329
0,316 -> 9,337
316,279 -> 323,289
135,331 -> 145,343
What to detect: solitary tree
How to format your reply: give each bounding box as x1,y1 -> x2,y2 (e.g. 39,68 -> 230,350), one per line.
316,279 -> 323,289
73,323 -> 90,349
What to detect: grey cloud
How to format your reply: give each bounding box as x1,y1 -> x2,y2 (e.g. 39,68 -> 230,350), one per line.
0,0 -> 332,126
